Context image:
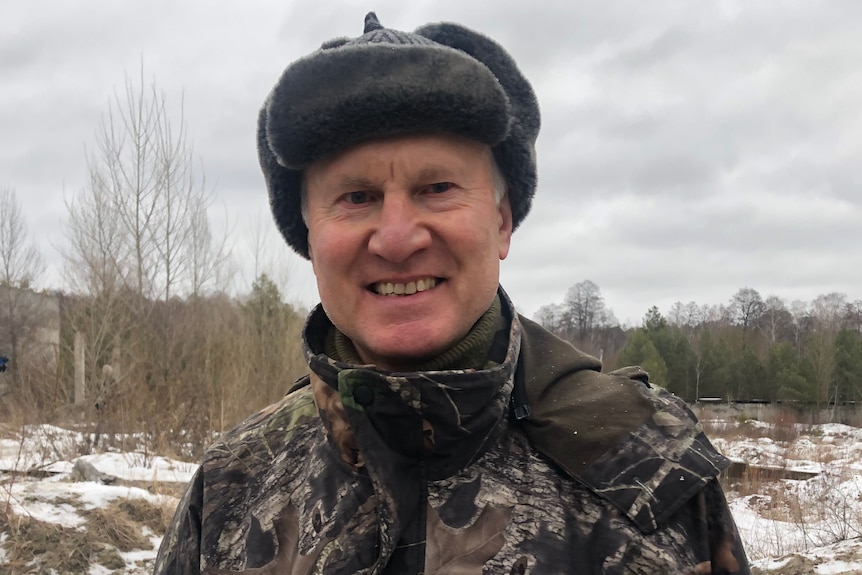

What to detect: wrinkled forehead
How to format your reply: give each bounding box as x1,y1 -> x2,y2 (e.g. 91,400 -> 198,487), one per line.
305,133 -> 495,182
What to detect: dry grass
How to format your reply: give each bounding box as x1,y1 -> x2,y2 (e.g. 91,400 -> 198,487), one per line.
713,410 -> 862,555
1,510 -> 102,574
0,495 -> 164,574
113,496 -> 172,534
84,503 -> 153,552
702,406 -> 805,444
724,464 -> 785,498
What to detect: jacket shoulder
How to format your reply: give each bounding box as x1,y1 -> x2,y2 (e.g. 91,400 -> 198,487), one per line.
577,382 -> 729,533
516,315 -> 653,473
517,316 -> 728,533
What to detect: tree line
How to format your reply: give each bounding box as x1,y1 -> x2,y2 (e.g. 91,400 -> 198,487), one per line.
536,281 -> 862,407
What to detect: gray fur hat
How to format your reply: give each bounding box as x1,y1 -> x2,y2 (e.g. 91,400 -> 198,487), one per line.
258,12 -> 540,259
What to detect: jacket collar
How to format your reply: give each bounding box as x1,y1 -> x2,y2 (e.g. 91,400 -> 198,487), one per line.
301,288 -> 522,480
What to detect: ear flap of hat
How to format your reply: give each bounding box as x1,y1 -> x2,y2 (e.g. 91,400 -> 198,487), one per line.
257,106 -> 309,258
415,23 -> 540,229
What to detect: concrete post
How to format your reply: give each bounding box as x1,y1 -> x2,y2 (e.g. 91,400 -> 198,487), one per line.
74,331 -> 85,405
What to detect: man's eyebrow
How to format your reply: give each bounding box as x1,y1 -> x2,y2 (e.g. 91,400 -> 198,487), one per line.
413,164 -> 460,181
334,165 -> 462,189
336,176 -> 376,190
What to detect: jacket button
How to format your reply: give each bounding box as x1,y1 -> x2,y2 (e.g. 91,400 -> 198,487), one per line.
353,384 -> 374,406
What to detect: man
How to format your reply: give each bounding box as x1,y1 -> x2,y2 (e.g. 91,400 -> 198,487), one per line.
155,13 -> 750,575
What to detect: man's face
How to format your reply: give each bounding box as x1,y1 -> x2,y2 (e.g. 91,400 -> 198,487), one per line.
304,133 -> 513,371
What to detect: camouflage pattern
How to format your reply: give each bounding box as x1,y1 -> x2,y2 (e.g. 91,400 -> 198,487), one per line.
155,291 -> 750,575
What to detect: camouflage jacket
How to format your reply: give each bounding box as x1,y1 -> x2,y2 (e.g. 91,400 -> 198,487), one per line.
154,291 -> 750,575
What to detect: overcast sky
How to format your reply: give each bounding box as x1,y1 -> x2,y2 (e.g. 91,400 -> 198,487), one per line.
3,0 -> 861,326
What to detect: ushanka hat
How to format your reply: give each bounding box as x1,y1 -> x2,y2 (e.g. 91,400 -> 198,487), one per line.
258,12 -> 540,259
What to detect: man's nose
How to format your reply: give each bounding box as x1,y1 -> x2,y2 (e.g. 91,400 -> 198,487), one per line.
367,194 -> 432,262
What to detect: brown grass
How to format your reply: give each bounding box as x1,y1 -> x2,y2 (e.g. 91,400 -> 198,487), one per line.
84,503 -> 152,552
114,496 -> 172,534
713,412 -> 862,555
703,407 -> 805,444
1,511 -> 96,574
722,464 -> 808,501
0,495 -> 163,573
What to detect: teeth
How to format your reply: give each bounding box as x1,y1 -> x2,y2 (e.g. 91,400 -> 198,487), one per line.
374,278 -> 437,296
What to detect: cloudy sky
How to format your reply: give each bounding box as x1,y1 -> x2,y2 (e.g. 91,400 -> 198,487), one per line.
3,0 -> 861,325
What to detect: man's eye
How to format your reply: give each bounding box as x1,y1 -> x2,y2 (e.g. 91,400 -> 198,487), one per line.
428,182 -> 453,194
347,191 -> 369,204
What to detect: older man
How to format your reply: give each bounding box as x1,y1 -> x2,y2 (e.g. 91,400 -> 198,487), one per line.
155,13 -> 749,575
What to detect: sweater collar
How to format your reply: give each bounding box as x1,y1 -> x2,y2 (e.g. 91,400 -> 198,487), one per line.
324,295 -> 503,372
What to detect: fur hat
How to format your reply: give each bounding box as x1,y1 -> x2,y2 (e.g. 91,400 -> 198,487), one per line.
258,12 -> 540,258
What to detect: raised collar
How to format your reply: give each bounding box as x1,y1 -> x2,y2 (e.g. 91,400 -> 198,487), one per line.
301,288 -> 522,480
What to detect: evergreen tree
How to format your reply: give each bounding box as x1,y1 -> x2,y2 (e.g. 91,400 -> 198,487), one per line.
643,306 -> 667,332
834,329 -> 862,402
733,348 -> 768,400
242,273 -> 303,402
767,341 -> 814,402
618,329 -> 669,388
696,331 -> 735,399
641,307 -> 696,399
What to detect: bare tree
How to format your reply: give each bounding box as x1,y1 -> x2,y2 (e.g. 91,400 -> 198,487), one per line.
565,280 -> 613,341
88,69 -> 215,301
667,301 -> 686,327
0,187 -> 42,289
188,201 -> 231,297
64,168 -> 128,295
63,160 -> 137,420
0,187 -> 46,396
667,301 -> 708,330
534,302 -> 567,334
789,299 -> 810,355
843,300 -> 862,334
758,295 -> 791,345
730,287 -> 766,331
812,292 -> 846,328
243,213 -> 297,301
61,68 -> 233,446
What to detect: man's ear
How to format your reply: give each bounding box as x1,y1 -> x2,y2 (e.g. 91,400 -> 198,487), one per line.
498,194 -> 513,260
307,240 -> 317,274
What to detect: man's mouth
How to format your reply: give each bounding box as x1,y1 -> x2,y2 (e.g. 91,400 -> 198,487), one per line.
371,278 -> 439,296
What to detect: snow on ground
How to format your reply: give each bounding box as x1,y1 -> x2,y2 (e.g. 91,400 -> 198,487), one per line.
0,424 -> 197,483
750,538 -> 862,575
1,424 -> 197,573
46,452 -> 197,484
4,419 -> 862,573
704,418 -> 862,573
6,480 -> 160,528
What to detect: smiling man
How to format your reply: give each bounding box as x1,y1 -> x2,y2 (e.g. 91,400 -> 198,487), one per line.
304,134 -> 511,372
155,13 -> 750,575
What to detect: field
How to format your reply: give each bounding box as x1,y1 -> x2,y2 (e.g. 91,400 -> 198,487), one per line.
3,413 -> 862,574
